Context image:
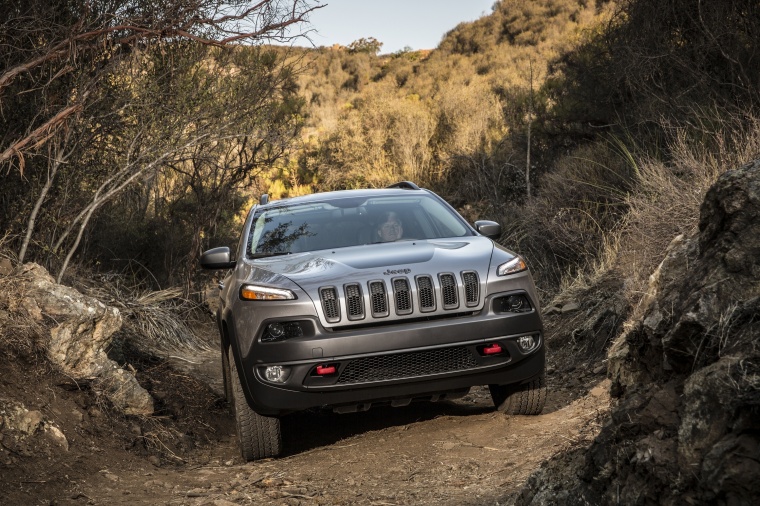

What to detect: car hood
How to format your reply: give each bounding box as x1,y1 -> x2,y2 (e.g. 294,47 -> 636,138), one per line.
249,237 -> 492,284
238,237 -> 502,327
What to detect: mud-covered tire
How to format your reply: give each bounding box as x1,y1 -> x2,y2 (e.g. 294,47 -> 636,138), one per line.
228,349 -> 282,460
489,373 -> 547,415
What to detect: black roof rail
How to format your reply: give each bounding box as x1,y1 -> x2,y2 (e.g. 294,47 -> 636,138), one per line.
260,194 -> 269,205
386,181 -> 420,190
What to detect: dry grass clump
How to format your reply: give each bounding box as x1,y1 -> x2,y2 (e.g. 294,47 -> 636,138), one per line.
128,289 -> 212,353
618,115 -> 760,306
74,275 -> 212,355
505,114 -> 760,310
499,140 -> 635,296
0,247 -> 48,359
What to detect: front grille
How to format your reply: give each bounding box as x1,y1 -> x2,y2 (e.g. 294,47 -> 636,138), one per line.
320,287 -> 340,323
440,273 -> 459,309
369,281 -> 389,317
319,270 -> 481,325
462,271 -> 479,307
393,278 -> 413,315
416,275 -> 436,312
336,346 -> 479,384
345,283 -> 364,320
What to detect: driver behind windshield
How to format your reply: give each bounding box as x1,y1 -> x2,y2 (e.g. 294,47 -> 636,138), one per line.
376,211 -> 404,242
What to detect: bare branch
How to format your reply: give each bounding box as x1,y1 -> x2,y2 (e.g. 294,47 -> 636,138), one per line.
0,97 -> 86,174
1,0 -> 322,175
0,2 -> 325,94
53,130 -> 216,254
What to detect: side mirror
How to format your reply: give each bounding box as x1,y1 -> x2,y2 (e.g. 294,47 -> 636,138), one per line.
200,247 -> 236,270
474,220 -> 502,240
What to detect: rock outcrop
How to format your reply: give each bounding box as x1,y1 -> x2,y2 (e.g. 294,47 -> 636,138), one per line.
12,263 -> 154,416
0,400 -> 69,453
516,160 -> 760,504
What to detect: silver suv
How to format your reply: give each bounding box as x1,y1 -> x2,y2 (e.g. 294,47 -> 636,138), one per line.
201,182 -> 546,460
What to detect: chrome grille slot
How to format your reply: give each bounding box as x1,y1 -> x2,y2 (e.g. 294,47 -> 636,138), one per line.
462,271 -> 479,307
319,287 -> 341,323
345,283 -> 364,320
439,273 -> 459,310
369,281 -> 389,317
416,275 -> 436,312
319,270 -> 483,325
393,277 -> 413,315
336,346 -> 479,384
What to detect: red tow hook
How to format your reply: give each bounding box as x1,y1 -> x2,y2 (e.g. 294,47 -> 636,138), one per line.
315,364 -> 337,376
481,343 -> 503,356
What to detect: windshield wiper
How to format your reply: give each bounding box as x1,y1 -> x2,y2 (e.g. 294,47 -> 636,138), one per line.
250,251 -> 292,259
366,238 -> 417,245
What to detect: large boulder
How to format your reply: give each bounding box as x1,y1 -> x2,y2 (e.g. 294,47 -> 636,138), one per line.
515,159 -> 760,504
15,263 -> 154,416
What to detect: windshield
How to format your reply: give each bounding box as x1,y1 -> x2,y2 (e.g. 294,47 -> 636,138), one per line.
246,193 -> 473,257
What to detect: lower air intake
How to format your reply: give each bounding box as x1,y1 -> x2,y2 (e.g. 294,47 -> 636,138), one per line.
336,346 -> 478,384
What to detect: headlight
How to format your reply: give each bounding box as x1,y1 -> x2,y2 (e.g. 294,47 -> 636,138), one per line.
497,256 -> 527,276
240,284 -> 296,301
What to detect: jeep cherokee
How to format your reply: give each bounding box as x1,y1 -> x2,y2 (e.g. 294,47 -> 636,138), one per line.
200,182 -> 546,460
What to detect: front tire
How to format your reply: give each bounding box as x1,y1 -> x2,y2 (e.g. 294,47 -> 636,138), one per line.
489,373 -> 547,415
228,349 -> 282,460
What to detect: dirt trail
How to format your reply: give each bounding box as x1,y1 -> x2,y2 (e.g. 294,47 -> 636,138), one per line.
58,346 -> 610,506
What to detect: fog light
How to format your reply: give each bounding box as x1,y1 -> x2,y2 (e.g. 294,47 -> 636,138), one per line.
264,365 -> 289,383
267,323 -> 285,339
517,335 -> 537,353
506,295 -> 526,311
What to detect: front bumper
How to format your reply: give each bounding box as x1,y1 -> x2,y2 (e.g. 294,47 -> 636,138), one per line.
229,296 -> 545,416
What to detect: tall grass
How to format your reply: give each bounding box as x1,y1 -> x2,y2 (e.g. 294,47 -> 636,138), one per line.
499,114 -> 760,307
498,139 -> 636,301
619,115 -> 760,305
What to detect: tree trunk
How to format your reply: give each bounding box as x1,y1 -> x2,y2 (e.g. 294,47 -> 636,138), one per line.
19,132 -> 73,263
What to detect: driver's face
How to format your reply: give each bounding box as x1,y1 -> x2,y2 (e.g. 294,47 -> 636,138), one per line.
377,213 -> 403,242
